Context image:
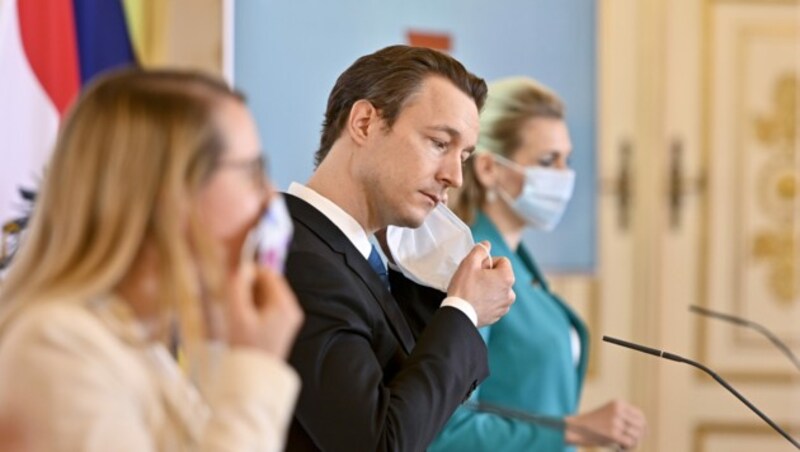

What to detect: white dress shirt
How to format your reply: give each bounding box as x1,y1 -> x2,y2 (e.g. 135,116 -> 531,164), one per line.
288,182 -> 477,326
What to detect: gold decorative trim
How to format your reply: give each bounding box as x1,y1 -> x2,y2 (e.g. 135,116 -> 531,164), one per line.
740,27 -> 798,311
696,0 -> 715,378
1,219 -> 24,270
754,72 -> 797,152
734,25 -> 799,350
698,0 -> 800,383
712,0 -> 799,3
693,422 -> 800,452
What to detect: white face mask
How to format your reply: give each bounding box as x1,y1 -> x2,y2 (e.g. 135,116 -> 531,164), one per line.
385,203 -> 474,292
493,154 -> 575,231
242,194 -> 294,273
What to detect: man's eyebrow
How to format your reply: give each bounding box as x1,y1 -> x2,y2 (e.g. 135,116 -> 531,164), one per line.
426,125 -> 461,138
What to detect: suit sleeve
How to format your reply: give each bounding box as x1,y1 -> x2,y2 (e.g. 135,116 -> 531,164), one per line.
387,267 -> 445,338
392,272 -> 567,451
287,250 -> 489,452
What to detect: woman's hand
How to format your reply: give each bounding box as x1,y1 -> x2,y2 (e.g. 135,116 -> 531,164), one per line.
565,399 -> 647,449
226,262 -> 304,358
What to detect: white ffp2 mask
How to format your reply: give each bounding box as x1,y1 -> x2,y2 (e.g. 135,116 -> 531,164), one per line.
385,203 -> 474,292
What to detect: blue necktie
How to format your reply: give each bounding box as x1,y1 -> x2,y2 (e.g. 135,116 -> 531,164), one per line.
368,245 -> 390,290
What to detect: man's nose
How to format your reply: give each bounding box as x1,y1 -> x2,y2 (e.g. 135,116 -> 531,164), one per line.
437,151 -> 464,189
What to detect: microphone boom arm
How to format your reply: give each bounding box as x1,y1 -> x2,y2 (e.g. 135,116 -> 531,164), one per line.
603,335 -> 800,449
689,305 -> 800,372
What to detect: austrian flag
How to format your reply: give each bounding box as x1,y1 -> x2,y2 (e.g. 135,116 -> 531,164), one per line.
0,0 -> 136,258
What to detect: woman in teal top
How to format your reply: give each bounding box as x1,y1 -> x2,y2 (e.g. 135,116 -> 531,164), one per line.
431,77 -> 647,451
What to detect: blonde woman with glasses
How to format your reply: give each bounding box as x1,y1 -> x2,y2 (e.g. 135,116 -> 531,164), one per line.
0,69 -> 302,452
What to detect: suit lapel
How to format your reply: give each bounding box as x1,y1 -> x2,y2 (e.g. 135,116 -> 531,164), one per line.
285,194 -> 416,354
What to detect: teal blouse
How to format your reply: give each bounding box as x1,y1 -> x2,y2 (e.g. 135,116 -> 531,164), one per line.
429,212 -> 590,452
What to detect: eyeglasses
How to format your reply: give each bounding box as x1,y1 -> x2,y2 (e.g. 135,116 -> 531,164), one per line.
218,154 -> 268,187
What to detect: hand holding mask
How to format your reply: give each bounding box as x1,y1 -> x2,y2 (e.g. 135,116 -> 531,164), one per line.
241,194 -> 294,273
385,203 -> 475,292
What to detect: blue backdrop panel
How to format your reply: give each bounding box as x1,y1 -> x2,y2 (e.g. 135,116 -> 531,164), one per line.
235,0 -> 597,273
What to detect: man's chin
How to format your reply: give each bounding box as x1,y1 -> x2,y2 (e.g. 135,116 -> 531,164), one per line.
392,208 -> 429,229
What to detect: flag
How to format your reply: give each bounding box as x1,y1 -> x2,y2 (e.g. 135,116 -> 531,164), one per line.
0,0 -> 136,264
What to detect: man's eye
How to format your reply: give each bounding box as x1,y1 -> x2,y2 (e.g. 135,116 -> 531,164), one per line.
538,154 -> 558,167
432,139 -> 448,151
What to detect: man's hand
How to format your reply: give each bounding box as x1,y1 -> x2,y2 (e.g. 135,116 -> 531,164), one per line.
447,241 -> 515,327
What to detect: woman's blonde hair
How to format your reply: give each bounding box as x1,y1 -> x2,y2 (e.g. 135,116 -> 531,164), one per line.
450,77 -> 564,224
0,69 -> 244,343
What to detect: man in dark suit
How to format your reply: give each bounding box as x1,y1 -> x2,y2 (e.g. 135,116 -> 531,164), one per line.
283,45 -> 516,452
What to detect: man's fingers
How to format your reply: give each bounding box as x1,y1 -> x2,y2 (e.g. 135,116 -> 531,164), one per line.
463,241 -> 493,269
491,256 -> 512,271
475,241 -> 492,268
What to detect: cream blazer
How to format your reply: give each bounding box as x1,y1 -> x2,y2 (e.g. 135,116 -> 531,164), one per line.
0,295 -> 299,452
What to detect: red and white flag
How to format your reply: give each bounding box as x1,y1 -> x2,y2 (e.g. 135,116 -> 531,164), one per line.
0,0 -> 79,230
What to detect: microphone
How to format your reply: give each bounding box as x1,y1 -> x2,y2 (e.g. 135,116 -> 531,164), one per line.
463,400 -> 618,447
602,335 -> 800,449
689,305 -> 800,372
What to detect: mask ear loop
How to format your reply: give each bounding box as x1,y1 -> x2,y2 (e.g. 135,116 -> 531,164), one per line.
476,242 -> 493,269
490,154 -> 525,206
491,153 -> 524,173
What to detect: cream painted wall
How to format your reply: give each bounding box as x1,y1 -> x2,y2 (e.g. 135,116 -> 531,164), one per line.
125,0 -> 224,75
570,1 -> 800,450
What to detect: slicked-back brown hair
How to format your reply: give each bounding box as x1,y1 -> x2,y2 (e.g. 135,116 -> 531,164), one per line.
314,45 -> 487,167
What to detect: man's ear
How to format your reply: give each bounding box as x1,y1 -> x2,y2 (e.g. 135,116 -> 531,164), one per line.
472,152 -> 498,189
346,99 -> 380,146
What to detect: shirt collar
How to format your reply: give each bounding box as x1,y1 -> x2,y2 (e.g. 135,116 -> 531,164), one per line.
288,182 -> 373,259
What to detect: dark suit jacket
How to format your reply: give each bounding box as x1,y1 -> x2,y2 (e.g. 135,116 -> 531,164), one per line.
283,194 -> 489,452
